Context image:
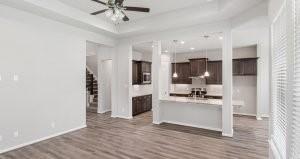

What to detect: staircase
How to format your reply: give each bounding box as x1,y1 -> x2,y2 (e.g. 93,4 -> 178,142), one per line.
86,69 -> 98,113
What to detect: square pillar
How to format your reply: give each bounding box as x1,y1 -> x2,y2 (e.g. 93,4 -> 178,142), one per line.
222,30 -> 233,137
152,41 -> 162,124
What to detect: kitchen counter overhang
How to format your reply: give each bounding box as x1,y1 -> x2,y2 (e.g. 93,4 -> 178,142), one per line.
157,97 -> 244,132
160,96 -> 244,106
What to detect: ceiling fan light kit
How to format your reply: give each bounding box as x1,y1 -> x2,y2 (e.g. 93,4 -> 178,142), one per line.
90,0 -> 150,22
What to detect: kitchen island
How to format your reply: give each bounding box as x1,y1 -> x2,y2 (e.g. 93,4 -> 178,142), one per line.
158,97 -> 244,132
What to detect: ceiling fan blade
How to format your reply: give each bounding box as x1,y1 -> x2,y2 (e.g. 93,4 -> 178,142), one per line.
91,9 -> 108,15
124,6 -> 150,12
91,0 -> 106,5
115,0 -> 125,5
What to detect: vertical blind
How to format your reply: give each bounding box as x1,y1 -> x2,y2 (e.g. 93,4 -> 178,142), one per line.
290,0 -> 300,158
271,4 -> 288,158
272,1 -> 300,158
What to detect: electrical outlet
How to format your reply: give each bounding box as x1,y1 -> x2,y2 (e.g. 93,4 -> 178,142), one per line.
13,75 -> 19,81
14,131 -> 19,138
51,122 -> 55,128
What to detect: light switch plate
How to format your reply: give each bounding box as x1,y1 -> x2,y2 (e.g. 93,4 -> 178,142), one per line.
0,135 -> 3,141
51,122 -> 55,128
14,131 -> 19,137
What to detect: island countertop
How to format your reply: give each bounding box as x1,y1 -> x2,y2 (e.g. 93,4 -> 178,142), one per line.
160,96 -> 244,106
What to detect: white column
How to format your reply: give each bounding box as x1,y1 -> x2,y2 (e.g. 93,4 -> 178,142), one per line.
112,43 -> 132,119
222,29 -> 233,137
152,41 -> 162,124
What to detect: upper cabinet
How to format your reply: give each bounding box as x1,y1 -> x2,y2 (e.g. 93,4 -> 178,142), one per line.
132,60 -> 152,85
206,61 -> 222,85
141,61 -> 151,73
189,58 -> 207,77
233,58 -> 257,76
172,62 -> 192,84
132,60 -> 141,85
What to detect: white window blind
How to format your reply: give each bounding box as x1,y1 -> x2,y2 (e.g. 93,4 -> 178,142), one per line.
290,0 -> 300,158
271,4 -> 288,158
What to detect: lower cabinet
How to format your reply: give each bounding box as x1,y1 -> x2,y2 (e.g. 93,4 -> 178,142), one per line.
132,94 -> 152,116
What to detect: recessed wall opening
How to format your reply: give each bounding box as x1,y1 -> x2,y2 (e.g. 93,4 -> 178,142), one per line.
86,41 -> 113,116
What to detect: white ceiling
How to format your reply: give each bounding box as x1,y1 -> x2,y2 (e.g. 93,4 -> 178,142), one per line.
133,16 -> 269,54
1,0 -> 268,37
133,34 -> 223,54
58,0 -> 209,22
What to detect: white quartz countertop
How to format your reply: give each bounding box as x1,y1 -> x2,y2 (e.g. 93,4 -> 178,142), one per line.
160,96 -> 244,106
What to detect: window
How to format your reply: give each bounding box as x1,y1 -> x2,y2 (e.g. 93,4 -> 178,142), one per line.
271,3 -> 288,158
271,1 -> 300,158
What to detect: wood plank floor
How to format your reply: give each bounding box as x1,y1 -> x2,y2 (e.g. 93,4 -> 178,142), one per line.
0,112 -> 269,159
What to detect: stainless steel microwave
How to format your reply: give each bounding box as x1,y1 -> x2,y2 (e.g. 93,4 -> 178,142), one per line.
143,72 -> 151,84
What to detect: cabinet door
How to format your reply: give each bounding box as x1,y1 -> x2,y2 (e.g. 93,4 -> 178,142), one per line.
132,61 -> 139,84
190,60 -> 199,76
146,95 -> 152,111
136,97 -> 142,114
143,96 -> 148,112
142,62 -> 151,73
242,59 -> 257,75
132,97 -> 137,116
206,61 -> 222,85
172,63 -> 192,84
216,62 -> 222,84
189,59 -> 206,76
206,62 -> 218,84
233,59 -> 241,75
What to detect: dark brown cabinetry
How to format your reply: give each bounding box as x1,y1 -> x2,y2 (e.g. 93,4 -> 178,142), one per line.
189,58 -> 207,77
172,62 -> 192,84
141,62 -> 151,73
206,61 -> 222,85
233,58 -> 257,76
132,61 -> 141,85
132,95 -> 152,116
132,61 -> 152,85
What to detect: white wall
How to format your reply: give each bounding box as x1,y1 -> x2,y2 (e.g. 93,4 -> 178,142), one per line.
170,46 -> 259,116
0,4 -> 115,153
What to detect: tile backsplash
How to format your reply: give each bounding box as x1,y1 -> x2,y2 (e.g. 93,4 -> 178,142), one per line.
170,79 -> 222,96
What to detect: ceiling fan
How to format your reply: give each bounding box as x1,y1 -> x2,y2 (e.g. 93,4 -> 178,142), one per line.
90,0 -> 150,22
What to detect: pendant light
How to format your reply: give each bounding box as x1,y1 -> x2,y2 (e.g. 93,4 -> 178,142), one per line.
172,40 -> 178,78
204,35 -> 210,77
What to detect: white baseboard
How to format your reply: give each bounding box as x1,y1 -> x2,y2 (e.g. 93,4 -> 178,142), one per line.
0,125 -> 86,154
256,117 -> 263,120
222,129 -> 233,137
98,109 -> 111,114
261,114 -> 270,118
110,115 -> 132,119
160,120 -> 222,132
233,112 -> 256,117
152,121 -> 162,125
222,132 -> 233,137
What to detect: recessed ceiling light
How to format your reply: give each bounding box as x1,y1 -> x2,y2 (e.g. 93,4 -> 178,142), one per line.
180,41 -> 185,44
164,50 -> 169,53
190,47 -> 195,50
151,45 -> 154,48
219,36 -> 223,40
